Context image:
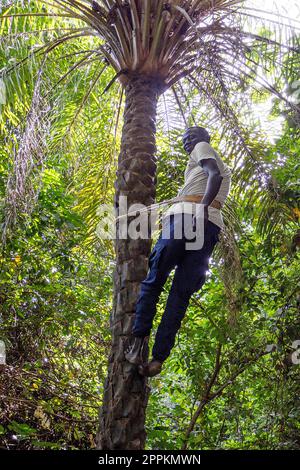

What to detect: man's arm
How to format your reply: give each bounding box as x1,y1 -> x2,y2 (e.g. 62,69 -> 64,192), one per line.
200,158 -> 223,206
193,158 -> 223,227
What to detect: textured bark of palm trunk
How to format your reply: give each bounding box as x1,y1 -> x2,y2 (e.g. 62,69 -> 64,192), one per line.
97,76 -> 163,450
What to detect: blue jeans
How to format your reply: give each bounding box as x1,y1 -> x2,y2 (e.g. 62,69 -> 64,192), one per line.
132,213 -> 221,362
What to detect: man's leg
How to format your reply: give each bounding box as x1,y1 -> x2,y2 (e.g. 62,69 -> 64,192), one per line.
132,214 -> 186,338
125,214 -> 186,365
151,220 -> 220,363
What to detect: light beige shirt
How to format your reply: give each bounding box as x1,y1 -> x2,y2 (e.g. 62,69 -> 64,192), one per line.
162,142 -> 232,229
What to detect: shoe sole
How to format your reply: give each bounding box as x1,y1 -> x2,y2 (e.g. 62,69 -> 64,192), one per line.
138,364 -> 162,377
124,336 -> 150,365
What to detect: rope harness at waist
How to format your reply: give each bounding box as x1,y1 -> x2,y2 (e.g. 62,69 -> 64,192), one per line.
172,195 -> 222,209
115,194 -> 222,221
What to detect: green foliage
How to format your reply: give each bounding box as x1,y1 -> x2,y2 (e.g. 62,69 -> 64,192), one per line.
0,138 -> 113,449
0,0 -> 299,452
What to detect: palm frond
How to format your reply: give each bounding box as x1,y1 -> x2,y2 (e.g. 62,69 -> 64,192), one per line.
2,58 -> 50,241
1,0 -> 299,251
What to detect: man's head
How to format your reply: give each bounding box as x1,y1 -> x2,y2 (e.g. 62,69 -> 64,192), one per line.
182,126 -> 210,154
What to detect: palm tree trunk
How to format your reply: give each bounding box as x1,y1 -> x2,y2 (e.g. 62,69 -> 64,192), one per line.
97,76 -> 163,450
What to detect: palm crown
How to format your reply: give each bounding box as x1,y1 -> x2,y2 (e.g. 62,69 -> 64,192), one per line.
1,0 -> 299,451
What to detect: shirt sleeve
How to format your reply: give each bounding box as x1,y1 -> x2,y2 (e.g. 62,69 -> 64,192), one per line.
191,142 -> 217,163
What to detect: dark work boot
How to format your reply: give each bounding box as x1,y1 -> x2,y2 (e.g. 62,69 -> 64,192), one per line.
138,359 -> 163,377
124,336 -> 149,365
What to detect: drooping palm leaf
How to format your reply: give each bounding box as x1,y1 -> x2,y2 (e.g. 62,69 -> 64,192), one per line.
1,1 -> 299,231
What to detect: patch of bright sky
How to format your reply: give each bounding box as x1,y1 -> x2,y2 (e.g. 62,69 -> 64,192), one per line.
159,0 -> 300,147
242,0 -> 300,143
246,0 -> 299,28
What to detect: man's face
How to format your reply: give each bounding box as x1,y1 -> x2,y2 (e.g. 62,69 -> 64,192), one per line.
182,129 -> 202,154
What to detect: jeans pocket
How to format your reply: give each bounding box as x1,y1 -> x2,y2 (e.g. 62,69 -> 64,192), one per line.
148,242 -> 166,272
146,243 -> 167,284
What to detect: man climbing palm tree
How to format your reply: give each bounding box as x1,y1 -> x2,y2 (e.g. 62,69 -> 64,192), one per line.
125,126 -> 232,377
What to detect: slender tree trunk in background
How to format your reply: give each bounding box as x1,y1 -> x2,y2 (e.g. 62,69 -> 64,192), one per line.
97,76 -> 163,450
